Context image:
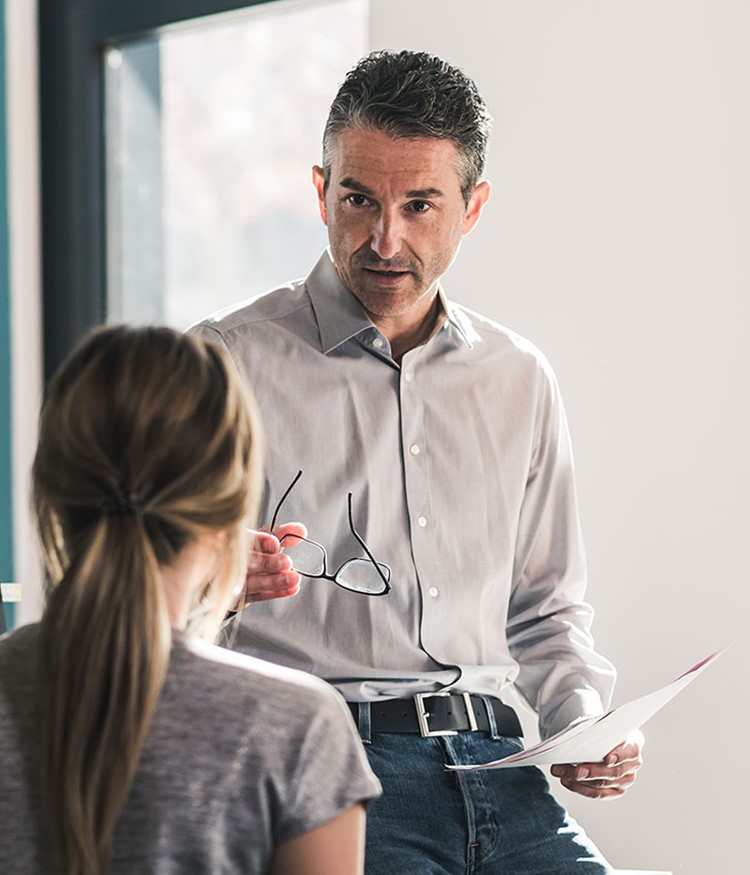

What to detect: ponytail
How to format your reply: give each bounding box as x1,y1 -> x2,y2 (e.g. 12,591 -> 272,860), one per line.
40,516 -> 170,874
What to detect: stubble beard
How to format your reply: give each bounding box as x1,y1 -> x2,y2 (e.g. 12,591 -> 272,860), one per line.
334,247 -> 443,320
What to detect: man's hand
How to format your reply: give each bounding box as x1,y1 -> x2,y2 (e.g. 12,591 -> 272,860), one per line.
233,524 -> 307,608
550,730 -> 644,800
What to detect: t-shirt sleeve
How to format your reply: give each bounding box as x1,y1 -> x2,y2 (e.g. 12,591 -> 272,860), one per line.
273,684 -> 382,845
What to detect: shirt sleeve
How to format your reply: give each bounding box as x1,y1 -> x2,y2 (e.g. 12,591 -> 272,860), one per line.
506,358 -> 616,740
273,683 -> 382,844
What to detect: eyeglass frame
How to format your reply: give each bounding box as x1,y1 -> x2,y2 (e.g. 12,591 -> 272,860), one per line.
268,469 -> 392,597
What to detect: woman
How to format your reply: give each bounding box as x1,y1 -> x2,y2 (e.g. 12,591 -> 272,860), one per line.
0,325 -> 380,875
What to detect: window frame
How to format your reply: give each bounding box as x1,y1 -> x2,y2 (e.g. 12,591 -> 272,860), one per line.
38,0 -> 277,379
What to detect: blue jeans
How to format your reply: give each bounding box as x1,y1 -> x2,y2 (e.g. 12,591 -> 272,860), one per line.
361,731 -> 612,875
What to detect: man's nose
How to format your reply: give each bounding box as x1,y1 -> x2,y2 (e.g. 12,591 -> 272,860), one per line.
370,211 -> 403,260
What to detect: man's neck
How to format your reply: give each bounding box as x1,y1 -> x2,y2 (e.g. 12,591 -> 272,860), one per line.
371,295 -> 443,366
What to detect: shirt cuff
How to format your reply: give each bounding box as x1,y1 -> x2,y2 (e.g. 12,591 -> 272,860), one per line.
539,688 -> 606,740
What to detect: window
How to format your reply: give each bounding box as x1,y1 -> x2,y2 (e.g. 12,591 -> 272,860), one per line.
104,0 -> 368,330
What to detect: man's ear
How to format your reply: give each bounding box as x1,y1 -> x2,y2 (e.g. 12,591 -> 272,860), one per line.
312,165 -> 328,224
462,180 -> 491,236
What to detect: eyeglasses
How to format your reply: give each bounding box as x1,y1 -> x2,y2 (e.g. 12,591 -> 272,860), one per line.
268,470 -> 391,596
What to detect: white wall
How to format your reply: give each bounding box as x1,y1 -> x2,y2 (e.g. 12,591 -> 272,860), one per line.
7,0 -> 43,623
370,1 -> 748,872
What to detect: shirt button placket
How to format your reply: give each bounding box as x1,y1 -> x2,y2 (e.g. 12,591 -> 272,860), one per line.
401,366 -> 427,556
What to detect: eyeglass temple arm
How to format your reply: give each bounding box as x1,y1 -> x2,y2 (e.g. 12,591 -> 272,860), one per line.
347,493 -> 391,587
269,469 -> 303,531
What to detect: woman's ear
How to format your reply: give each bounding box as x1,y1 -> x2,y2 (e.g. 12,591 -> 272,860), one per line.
205,529 -> 228,553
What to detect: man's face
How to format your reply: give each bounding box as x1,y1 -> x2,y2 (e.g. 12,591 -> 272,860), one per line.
312,126 -> 489,325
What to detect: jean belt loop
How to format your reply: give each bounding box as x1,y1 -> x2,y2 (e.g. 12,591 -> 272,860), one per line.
357,701 -> 372,744
478,694 -> 502,740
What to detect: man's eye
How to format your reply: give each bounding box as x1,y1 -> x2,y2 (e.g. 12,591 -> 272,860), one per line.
409,200 -> 431,213
346,194 -> 369,207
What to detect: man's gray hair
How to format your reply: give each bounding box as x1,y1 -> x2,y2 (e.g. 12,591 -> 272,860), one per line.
322,50 -> 493,203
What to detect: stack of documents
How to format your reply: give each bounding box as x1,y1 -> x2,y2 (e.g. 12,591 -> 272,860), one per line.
447,650 -> 722,771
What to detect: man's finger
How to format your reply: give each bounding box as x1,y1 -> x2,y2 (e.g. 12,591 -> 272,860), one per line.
241,581 -> 301,604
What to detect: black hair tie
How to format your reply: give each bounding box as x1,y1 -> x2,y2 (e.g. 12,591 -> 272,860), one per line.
100,494 -> 143,517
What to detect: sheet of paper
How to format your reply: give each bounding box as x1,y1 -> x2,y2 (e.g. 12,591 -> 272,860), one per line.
447,649 -> 723,771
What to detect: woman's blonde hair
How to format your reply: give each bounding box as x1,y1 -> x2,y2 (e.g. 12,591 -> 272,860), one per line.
32,325 -> 263,875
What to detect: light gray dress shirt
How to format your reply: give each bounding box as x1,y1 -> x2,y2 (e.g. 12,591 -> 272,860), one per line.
192,251 -> 616,740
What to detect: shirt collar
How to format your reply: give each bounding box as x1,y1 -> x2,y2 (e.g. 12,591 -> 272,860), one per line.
436,288 -> 481,351
307,249 -> 481,354
307,250 -> 375,354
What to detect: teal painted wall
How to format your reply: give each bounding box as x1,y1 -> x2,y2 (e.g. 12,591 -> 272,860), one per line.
0,1 -> 13,632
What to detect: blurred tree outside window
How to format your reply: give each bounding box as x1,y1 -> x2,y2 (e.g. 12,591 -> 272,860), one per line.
105,0 -> 369,329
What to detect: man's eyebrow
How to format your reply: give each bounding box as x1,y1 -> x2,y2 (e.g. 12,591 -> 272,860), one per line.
338,177 -> 445,200
339,177 -> 375,195
405,187 -> 444,199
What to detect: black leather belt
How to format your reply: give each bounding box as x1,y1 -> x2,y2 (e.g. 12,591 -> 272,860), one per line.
348,692 -> 523,738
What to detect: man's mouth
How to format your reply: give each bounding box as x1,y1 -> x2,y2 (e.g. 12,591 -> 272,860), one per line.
363,267 -> 411,286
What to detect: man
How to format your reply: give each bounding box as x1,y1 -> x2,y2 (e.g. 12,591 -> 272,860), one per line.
193,50 -> 642,873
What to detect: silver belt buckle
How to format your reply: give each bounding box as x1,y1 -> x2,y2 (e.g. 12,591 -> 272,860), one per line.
413,691 -> 478,737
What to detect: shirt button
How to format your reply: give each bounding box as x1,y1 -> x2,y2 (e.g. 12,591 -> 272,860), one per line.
372,337 -> 384,349
404,372 -> 413,383
428,586 -> 439,598
409,444 -> 420,456
417,516 -> 427,527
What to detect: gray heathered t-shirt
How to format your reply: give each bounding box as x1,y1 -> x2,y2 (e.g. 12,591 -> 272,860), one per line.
0,623 -> 381,874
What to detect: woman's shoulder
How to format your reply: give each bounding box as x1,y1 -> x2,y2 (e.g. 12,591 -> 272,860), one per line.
171,634 -> 350,724
0,623 -> 40,675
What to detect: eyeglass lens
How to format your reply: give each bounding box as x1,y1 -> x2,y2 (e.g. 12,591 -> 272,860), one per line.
335,558 -> 391,594
279,537 -> 325,577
